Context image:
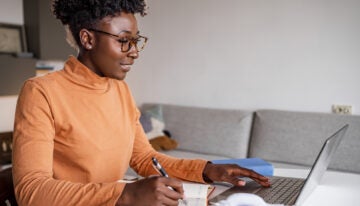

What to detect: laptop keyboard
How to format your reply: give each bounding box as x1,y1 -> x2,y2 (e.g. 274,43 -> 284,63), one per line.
255,177 -> 305,205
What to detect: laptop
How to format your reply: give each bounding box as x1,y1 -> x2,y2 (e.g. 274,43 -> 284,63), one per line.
209,124 -> 349,206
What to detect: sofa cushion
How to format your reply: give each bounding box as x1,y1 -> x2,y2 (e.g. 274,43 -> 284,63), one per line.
249,109 -> 360,173
143,104 -> 253,158
161,149 -> 229,161
139,112 -> 153,133
140,105 -> 166,139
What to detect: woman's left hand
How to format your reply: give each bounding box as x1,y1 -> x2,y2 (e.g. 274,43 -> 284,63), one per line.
202,163 -> 271,187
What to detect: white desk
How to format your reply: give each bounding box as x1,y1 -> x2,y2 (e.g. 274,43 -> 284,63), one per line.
209,168 -> 360,205
274,168 -> 360,206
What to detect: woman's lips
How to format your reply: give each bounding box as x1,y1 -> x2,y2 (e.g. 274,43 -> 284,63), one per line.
120,64 -> 131,72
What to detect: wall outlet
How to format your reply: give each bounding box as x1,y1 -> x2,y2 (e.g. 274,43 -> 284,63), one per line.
332,105 -> 352,114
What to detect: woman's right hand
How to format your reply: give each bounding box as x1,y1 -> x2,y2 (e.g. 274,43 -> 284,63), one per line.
116,176 -> 185,206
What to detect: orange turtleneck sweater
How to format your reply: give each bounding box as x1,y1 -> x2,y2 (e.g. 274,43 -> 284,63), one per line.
12,56 -> 207,206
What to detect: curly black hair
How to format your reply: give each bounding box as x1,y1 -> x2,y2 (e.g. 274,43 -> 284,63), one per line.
52,0 -> 147,46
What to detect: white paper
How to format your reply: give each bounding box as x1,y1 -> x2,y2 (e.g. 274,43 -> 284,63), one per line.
180,182 -> 210,206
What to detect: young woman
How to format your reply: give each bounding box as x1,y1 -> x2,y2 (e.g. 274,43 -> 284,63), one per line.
12,0 -> 270,205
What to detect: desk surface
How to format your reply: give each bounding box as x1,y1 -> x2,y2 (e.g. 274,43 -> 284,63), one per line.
274,168 -> 360,206
210,168 -> 360,205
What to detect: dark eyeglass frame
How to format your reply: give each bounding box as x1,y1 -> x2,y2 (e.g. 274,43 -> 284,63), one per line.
88,28 -> 148,52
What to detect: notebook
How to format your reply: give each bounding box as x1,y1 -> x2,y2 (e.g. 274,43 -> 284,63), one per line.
212,158 -> 274,176
209,124 -> 349,206
180,182 -> 214,206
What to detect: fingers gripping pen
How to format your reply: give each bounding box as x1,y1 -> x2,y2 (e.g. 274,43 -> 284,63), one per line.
152,157 -> 188,205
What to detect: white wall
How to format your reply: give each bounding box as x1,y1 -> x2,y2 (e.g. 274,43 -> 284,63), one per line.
128,0 -> 360,114
0,96 -> 18,131
0,0 -> 23,131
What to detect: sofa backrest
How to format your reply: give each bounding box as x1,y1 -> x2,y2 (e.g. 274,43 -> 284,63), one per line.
143,103 -> 253,158
249,110 -> 360,173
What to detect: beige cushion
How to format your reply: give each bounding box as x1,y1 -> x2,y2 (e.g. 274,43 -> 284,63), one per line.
250,110 -> 360,173
143,104 -> 253,158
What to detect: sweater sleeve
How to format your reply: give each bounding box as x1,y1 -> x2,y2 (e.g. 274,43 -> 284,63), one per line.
12,80 -> 124,206
129,107 -> 208,183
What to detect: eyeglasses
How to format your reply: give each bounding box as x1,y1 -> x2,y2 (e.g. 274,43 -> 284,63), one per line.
88,28 -> 148,52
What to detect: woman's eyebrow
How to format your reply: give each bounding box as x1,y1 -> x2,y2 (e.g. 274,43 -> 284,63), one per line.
116,30 -> 140,35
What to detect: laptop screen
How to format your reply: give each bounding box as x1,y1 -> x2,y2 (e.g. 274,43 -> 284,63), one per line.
295,124 -> 348,205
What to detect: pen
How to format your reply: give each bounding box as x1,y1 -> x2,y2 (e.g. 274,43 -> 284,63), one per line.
152,157 -> 169,177
151,157 -> 188,205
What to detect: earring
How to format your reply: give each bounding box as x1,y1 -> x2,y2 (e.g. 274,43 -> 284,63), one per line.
87,45 -> 92,49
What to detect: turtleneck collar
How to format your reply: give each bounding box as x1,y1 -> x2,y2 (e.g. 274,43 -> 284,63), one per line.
61,56 -> 111,91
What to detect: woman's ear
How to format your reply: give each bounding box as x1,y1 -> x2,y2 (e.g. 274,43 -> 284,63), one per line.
79,29 -> 94,50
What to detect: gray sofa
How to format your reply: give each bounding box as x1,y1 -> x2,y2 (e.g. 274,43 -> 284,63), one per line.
141,103 -> 360,174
